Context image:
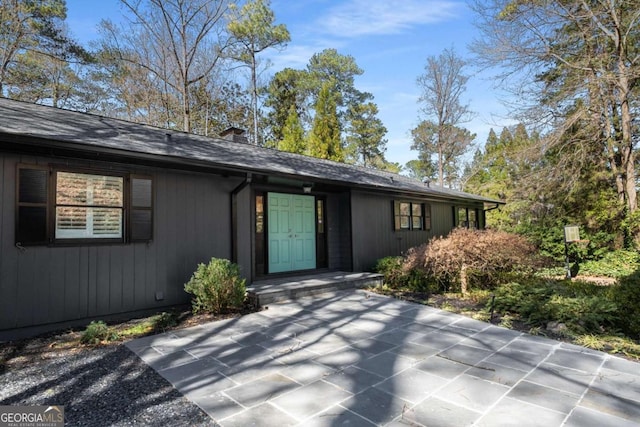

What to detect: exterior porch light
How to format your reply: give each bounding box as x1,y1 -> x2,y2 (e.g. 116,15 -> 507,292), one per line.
302,183 -> 313,194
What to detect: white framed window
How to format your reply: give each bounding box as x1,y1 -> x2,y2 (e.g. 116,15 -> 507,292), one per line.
55,172 -> 124,239
16,165 -> 153,246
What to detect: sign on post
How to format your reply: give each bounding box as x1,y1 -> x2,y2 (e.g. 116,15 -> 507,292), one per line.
563,225 -> 581,279
564,226 -> 580,243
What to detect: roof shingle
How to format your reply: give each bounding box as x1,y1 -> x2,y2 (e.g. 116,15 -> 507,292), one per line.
0,98 -> 501,204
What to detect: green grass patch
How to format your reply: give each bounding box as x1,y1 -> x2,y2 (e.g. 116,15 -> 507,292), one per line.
115,312 -> 178,338
573,334 -> 640,360
80,311 -> 182,345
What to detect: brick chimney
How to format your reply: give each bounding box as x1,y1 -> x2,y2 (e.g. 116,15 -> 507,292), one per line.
220,127 -> 249,144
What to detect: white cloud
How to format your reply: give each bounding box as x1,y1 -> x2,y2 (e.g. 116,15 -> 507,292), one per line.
264,37 -> 348,70
319,0 -> 460,38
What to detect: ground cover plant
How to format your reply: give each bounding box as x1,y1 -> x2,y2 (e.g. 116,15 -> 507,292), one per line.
373,230 -> 640,360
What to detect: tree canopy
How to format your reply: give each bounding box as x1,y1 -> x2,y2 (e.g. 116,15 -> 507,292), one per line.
0,0 -> 89,101
414,48 -> 474,187
227,0 -> 289,144
472,0 -> 640,243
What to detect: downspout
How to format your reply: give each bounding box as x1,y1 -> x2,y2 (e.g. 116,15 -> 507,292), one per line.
482,202 -> 502,229
484,202 -> 501,212
231,173 -> 252,264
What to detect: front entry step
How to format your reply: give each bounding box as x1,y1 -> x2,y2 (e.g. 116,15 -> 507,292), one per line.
247,272 -> 383,307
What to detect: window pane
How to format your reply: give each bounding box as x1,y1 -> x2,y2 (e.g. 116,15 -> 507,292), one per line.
55,171 -> 124,240
56,207 -> 122,239
92,176 -> 123,206
93,208 -> 122,235
399,202 -> 410,215
56,172 -> 88,204
412,203 -> 422,217
56,207 -> 87,230
317,200 -> 324,233
468,209 -> 477,229
458,207 -> 468,227
412,216 -> 423,230
256,195 -> 264,233
56,172 -> 123,206
400,216 -> 410,229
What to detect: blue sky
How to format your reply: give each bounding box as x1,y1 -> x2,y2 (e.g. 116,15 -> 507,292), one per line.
65,0 -> 513,168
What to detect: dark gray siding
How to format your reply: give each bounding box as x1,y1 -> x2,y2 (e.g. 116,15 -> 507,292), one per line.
326,191 -> 352,271
0,153 -> 238,333
431,203 -> 455,237
235,184 -> 252,280
350,191 -> 461,272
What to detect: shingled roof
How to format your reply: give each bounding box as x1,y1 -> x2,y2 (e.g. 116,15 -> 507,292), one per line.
0,98 -> 501,205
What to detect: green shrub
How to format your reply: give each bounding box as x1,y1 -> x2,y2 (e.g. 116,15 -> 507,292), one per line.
490,278 -> 619,335
374,256 -> 405,288
610,271 -> 640,339
580,250 -> 640,278
405,270 -> 434,294
184,258 -> 246,314
375,256 -> 434,294
81,320 -> 118,344
154,311 -> 180,331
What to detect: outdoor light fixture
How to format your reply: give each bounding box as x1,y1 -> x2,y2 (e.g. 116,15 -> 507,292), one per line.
302,183 -> 313,194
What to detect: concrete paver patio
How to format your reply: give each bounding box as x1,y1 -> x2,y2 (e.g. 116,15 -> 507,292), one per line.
126,289 -> 640,426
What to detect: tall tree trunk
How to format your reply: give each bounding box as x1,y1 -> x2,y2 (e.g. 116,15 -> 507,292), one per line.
251,52 -> 258,145
460,263 -> 468,296
601,89 -> 626,204
438,133 -> 444,187
182,81 -> 190,133
617,55 -> 637,212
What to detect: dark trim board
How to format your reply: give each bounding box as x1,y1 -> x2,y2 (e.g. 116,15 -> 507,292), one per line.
0,98 -> 502,338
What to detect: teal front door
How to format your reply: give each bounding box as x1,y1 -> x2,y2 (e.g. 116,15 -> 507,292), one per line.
268,192 -> 316,273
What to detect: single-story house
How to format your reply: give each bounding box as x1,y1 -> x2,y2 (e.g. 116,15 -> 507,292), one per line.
0,98 -> 502,339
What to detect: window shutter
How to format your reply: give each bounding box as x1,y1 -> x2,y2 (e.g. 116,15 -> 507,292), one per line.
424,203 -> 432,231
16,166 -> 49,245
393,200 -> 400,230
129,175 -> 153,242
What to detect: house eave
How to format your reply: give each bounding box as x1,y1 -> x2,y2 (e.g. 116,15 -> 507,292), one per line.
0,131 -> 500,206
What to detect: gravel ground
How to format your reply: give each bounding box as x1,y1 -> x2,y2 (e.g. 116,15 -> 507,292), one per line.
1,343 -> 217,426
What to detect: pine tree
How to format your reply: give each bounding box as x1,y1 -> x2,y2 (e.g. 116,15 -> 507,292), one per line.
345,101 -> 388,167
308,83 -> 342,161
278,104 -> 305,154
227,0 -> 290,144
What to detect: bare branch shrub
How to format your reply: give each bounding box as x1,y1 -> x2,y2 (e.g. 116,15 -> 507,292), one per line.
404,228 -> 537,294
